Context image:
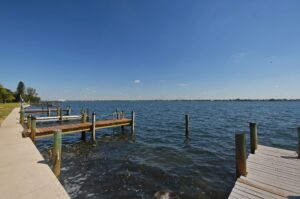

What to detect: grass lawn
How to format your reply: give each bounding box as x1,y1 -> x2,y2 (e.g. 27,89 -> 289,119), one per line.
0,103 -> 20,125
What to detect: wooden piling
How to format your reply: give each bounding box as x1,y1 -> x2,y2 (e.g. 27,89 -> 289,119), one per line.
235,133 -> 247,178
131,111 -> 135,133
298,127 -> 300,159
47,108 -> 51,116
86,108 -> 90,121
57,107 -> 60,116
67,107 -> 71,116
81,113 -> 87,140
31,117 -> 36,142
120,111 -> 125,132
20,108 -> 24,126
185,114 -> 189,137
116,109 -> 119,120
59,108 -> 63,121
92,112 -> 96,144
250,122 -> 258,154
27,115 -> 32,129
52,129 -> 62,177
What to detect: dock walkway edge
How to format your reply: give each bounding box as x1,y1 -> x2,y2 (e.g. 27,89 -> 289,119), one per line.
0,107 -> 70,199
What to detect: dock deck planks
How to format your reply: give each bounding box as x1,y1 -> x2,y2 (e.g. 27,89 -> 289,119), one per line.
229,145 -> 300,198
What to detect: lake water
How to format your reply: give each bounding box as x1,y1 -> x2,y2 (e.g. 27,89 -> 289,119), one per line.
34,101 -> 300,199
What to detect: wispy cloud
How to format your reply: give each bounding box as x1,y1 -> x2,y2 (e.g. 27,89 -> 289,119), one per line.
178,83 -> 189,87
85,88 -> 97,93
134,80 -> 140,84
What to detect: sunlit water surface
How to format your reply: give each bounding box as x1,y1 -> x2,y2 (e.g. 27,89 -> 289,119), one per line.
33,101 -> 300,199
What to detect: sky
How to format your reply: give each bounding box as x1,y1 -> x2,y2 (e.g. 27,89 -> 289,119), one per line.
1,0 -> 300,100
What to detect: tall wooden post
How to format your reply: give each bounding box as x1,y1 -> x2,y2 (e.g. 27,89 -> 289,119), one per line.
20,108 -> 24,126
91,112 -> 96,144
31,117 -> 36,142
52,129 -> 62,177
59,108 -> 63,122
67,107 -> 71,116
116,109 -> 119,120
185,114 -> 189,137
86,108 -> 90,121
250,122 -> 258,154
27,115 -> 32,129
131,111 -> 135,133
120,111 -> 124,132
298,127 -> 300,159
235,133 -> 247,178
81,113 -> 87,140
47,108 -> 51,116
57,107 -> 60,116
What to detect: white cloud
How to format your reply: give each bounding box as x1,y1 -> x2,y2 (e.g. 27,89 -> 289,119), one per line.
178,83 -> 189,87
134,80 -> 140,84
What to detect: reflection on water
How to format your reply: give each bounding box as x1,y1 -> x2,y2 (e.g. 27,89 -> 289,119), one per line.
36,101 -> 300,199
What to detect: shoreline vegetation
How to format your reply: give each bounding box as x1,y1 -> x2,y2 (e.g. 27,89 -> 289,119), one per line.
39,99 -> 300,103
0,81 -> 40,104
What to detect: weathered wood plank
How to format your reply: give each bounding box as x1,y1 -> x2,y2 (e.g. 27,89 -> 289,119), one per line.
229,144 -> 300,198
248,154 -> 300,170
246,173 -> 300,193
247,156 -> 300,175
236,181 -> 285,199
235,183 -> 272,199
258,145 -> 296,156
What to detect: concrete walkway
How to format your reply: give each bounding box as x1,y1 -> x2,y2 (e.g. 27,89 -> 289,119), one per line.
0,107 -> 70,199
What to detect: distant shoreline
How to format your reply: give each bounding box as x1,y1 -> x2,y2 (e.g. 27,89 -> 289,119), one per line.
38,99 -> 300,103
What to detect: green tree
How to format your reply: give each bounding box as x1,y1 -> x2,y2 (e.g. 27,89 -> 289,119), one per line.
0,85 -> 15,103
16,81 -> 25,102
26,87 -> 40,103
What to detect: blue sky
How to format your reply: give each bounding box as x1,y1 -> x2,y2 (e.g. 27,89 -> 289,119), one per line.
1,0 -> 300,100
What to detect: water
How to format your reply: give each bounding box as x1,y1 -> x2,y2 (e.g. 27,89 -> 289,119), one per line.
34,101 -> 300,199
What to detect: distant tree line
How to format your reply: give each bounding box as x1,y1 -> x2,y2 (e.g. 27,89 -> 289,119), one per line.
0,81 -> 41,103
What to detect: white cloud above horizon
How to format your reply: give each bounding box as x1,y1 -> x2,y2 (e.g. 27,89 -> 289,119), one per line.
134,80 -> 140,84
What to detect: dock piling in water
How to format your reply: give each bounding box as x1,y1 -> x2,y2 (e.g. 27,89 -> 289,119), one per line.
81,112 -> 87,140
250,122 -> 257,154
67,107 -> 71,115
57,107 -> 60,117
235,133 -> 247,178
52,129 -> 62,177
185,114 -> 189,137
30,117 -> 36,142
47,108 -> 51,116
298,127 -> 300,158
92,112 -> 96,144
131,111 -> 135,133
59,108 -> 63,122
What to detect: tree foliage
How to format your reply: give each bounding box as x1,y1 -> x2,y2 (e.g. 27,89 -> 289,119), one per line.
0,82 -> 40,103
16,81 -> 25,101
0,84 -> 15,103
26,87 -> 40,102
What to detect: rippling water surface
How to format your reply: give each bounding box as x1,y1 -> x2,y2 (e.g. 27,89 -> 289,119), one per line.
34,101 -> 300,199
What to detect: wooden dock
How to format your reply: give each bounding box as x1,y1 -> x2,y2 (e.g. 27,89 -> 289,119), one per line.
24,118 -> 134,138
27,118 -> 133,138
229,144 -> 300,198
24,108 -> 70,114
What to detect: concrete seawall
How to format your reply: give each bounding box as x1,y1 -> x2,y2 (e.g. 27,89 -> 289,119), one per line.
0,107 -> 70,198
